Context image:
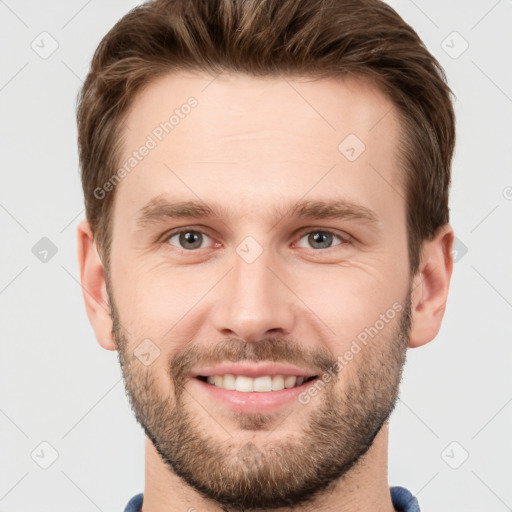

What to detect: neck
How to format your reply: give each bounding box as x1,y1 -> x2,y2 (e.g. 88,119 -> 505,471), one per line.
141,422 -> 396,512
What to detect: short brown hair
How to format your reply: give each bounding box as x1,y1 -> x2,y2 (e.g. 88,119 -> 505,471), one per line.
77,0 -> 455,276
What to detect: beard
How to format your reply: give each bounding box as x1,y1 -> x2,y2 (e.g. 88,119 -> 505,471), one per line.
109,286 -> 411,511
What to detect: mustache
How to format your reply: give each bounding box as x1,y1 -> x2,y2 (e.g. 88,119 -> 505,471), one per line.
170,337 -> 338,390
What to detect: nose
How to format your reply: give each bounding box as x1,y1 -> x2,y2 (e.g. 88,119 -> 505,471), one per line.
211,247 -> 296,343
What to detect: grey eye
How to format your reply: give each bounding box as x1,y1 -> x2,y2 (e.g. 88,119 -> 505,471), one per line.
296,231 -> 343,250
168,230 -> 209,250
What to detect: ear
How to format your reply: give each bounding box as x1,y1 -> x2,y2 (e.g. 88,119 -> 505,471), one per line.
408,223 -> 454,348
77,219 -> 116,351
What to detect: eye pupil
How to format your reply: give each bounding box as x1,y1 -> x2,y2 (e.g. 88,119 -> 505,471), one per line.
308,231 -> 332,249
180,231 -> 202,249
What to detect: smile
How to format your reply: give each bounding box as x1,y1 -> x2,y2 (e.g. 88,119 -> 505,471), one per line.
197,374 -> 318,392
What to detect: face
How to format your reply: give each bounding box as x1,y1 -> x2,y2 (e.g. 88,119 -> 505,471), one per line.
107,71 -> 412,509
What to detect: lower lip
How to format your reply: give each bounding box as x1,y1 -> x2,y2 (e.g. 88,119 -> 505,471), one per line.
189,377 -> 317,413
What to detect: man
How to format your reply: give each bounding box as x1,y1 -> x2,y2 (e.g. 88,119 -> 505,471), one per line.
76,0 -> 455,510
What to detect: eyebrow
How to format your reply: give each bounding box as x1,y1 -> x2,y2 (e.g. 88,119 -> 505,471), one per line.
135,195 -> 380,229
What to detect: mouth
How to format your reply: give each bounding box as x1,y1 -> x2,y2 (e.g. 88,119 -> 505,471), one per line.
196,374 -> 318,392
188,363 -> 322,412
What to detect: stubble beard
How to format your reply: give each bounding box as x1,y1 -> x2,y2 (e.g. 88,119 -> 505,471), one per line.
110,289 -> 411,511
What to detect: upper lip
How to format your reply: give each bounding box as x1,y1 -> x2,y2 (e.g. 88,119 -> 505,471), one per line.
192,362 -> 319,379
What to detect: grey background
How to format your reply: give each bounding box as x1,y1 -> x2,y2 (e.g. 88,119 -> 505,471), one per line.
1,1 -> 511,511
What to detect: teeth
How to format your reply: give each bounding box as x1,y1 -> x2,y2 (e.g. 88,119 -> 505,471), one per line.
236,375 -> 253,392
203,374 -> 312,392
272,375 -> 284,391
284,376 -> 296,388
223,374 -> 236,390
253,376 -> 272,392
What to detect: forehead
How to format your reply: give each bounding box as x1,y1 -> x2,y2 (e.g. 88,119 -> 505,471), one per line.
115,70 -> 403,222
123,70 -> 398,144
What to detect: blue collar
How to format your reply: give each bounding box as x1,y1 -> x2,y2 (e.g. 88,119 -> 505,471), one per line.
124,485 -> 420,511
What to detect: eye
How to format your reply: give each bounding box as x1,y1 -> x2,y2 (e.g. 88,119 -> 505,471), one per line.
162,227 -> 350,252
166,229 -> 213,250
295,229 -> 349,250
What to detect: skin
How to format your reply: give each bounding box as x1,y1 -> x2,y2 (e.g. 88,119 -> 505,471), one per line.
77,71 -> 454,512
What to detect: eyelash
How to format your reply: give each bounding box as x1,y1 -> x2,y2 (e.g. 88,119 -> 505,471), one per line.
161,227 -> 352,252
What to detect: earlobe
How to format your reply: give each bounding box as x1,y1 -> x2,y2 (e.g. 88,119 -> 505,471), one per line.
77,219 -> 116,351
408,224 -> 454,348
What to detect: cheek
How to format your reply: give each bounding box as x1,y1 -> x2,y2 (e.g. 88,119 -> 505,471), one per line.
113,260 -> 212,341
290,261 -> 407,346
